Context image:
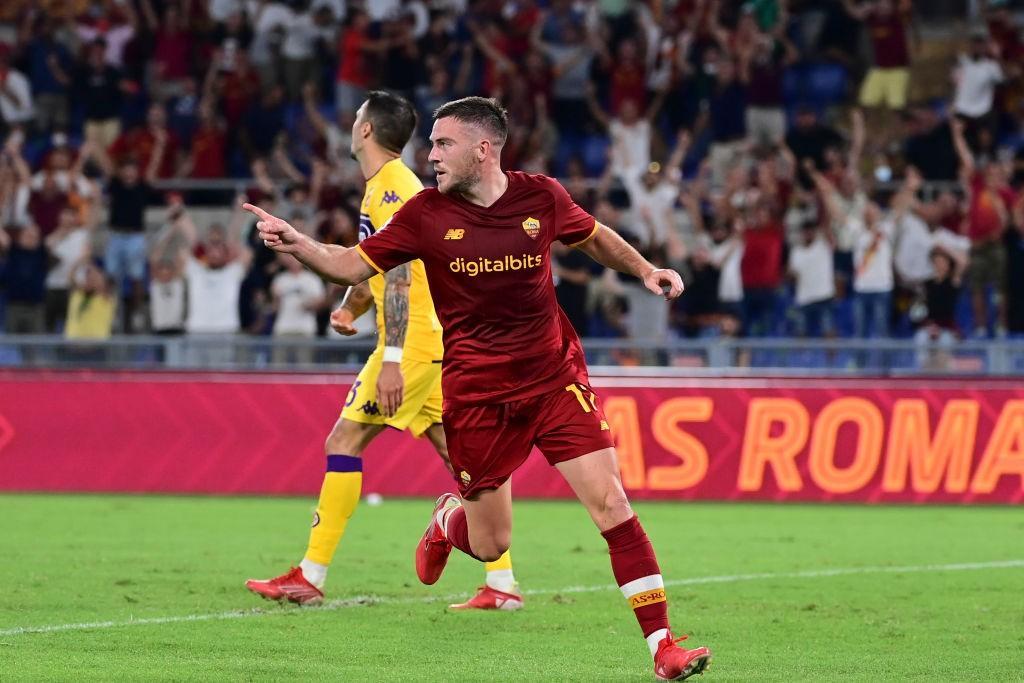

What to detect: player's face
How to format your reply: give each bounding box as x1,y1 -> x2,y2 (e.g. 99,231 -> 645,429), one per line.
350,102 -> 369,159
428,117 -> 481,195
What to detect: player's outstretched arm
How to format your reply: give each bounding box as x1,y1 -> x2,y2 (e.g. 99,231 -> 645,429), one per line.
576,224 -> 684,300
242,203 -> 375,286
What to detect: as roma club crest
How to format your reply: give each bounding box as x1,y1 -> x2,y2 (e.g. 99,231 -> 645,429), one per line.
522,216 -> 540,240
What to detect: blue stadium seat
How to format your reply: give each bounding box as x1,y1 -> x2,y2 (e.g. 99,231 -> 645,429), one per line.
807,63 -> 848,108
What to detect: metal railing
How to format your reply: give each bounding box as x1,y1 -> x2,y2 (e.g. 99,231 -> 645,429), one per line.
1,334 -> 1022,376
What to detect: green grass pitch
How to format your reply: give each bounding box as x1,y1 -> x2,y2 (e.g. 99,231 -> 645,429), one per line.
1,494 -> 1022,680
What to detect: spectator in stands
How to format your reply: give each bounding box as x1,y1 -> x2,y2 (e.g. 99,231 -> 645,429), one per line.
739,199 -> 784,337
707,53 -> 750,187
892,167 -> 970,289
148,198 -> 189,335
531,19 -> 597,136
27,171 -> 67,237
108,103 -> 179,180
74,39 -> 126,149
0,132 -> 30,228
74,1 -> 136,68
952,31 -> 1004,153
241,86 -> 286,162
804,124 -> 865,304
622,131 -> 690,259
334,9 -> 377,116
786,106 -> 843,186
683,185 -> 744,335
64,259 -> 116,340
851,202 -> 895,338
953,117 -> 1013,337
1008,195 -> 1024,336
0,223 -> 46,333
914,247 -> 965,369
80,137 -> 160,332
31,133 -> 96,202
0,43 -> 34,137
149,3 -> 193,101
178,103 -> 227,181
43,206 -> 91,333
171,199 -> 252,337
271,253 -> 325,363
23,18 -> 72,135
553,240 -> 592,337
280,0 -> 321,101
902,106 -> 959,182
788,221 -> 836,337
301,83 -> 358,179
745,23 -> 798,148
844,0 -> 913,147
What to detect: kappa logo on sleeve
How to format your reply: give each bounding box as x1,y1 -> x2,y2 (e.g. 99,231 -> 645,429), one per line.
380,190 -> 402,205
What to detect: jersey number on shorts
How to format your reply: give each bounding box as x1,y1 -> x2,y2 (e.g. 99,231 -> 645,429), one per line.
345,380 -> 363,407
565,383 -> 598,413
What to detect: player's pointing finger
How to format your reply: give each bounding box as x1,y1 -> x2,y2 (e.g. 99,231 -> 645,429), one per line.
242,203 -> 273,222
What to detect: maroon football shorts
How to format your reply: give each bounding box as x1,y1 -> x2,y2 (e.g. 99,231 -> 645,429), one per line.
443,382 -> 616,498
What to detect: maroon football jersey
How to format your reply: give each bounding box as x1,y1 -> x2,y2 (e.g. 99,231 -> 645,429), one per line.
357,171 -> 599,408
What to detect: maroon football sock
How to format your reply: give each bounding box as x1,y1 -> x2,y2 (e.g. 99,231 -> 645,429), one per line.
444,506 -> 483,561
601,515 -> 670,638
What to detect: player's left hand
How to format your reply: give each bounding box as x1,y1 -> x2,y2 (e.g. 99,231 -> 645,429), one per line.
376,362 -> 405,418
643,268 -> 685,300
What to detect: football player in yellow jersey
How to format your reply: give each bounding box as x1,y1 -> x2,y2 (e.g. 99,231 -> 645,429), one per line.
245,91 -> 522,610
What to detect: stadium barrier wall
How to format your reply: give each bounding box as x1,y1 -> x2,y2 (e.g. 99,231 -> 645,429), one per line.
1,370 -> 1022,504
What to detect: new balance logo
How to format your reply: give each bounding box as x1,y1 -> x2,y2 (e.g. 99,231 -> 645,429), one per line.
444,229 -> 465,240
380,191 -> 401,205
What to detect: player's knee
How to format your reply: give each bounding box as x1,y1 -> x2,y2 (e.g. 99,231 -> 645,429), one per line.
324,425 -> 366,456
596,489 -> 633,528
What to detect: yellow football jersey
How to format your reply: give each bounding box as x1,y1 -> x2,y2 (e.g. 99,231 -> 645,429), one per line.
359,158 -> 443,362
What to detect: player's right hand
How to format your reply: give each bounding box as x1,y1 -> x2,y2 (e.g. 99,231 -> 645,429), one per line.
242,203 -> 302,253
330,307 -> 358,336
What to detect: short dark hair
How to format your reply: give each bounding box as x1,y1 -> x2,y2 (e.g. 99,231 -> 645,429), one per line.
364,90 -> 418,154
433,97 -> 508,146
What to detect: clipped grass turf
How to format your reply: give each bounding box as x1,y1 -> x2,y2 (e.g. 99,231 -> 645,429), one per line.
1,495 -> 1022,680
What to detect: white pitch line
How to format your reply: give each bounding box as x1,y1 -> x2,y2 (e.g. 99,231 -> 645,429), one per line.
1,559 -> 1021,638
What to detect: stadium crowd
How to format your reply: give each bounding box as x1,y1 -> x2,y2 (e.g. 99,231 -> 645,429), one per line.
0,0 -> 1023,352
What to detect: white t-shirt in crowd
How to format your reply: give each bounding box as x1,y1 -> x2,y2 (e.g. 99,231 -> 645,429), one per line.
76,24 -> 135,67
150,277 -> 186,331
209,0 -> 246,21
282,11 -> 320,60
45,229 -> 90,290
249,2 -> 293,64
31,171 -> 94,198
852,219 -> 895,293
365,0 -> 400,20
184,258 -> 245,333
788,234 -> 836,306
608,119 -> 651,182
0,69 -> 33,124
272,269 -> 325,336
953,56 -> 1004,118
623,176 -> 677,245
829,190 -> 866,253
702,234 -> 744,303
894,212 -> 971,285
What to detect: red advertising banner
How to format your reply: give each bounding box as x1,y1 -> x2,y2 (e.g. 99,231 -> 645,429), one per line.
1,371 -> 1022,504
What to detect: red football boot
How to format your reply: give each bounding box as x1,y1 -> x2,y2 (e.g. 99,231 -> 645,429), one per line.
245,566 -> 324,605
415,493 -> 459,585
448,585 -> 524,611
653,632 -> 712,681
